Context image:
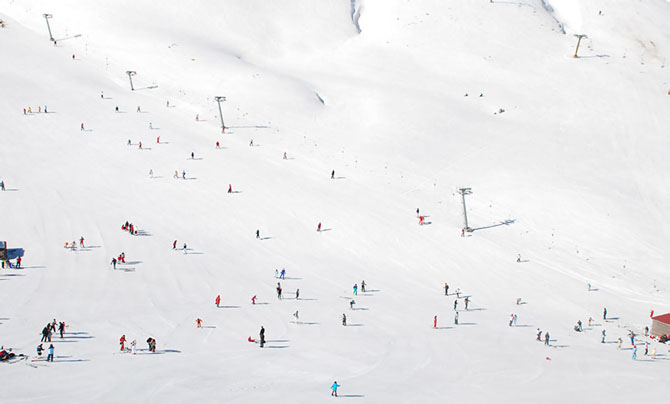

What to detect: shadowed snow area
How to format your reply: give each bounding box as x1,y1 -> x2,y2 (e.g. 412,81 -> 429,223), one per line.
1,0 -> 669,402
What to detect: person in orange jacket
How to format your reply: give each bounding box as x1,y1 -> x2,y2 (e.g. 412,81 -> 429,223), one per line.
215,295 -> 221,307
196,318 -> 202,328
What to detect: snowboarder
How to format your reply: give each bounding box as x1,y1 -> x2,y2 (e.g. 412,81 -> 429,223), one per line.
259,326 -> 265,348
47,344 -> 54,362
331,170 -> 335,179
317,222 -> 322,232
196,318 -> 202,328
433,315 -> 437,328
342,313 -> 347,326
110,257 -> 117,270
331,381 -> 340,397
120,335 -> 126,350
444,283 -> 449,295
215,295 -> 221,308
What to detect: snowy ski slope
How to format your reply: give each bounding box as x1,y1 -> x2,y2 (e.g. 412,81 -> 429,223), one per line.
1,0 -> 669,402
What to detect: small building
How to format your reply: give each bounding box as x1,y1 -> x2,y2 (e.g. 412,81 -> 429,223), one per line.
0,241 -> 6,261
650,313 -> 670,337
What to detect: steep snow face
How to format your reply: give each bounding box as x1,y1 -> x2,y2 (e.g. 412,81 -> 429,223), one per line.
1,0 -> 670,402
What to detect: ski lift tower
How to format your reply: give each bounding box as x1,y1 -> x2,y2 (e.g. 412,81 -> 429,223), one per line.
573,34 -> 588,58
458,187 -> 473,232
126,70 -> 137,91
214,96 -> 226,132
43,14 -> 54,41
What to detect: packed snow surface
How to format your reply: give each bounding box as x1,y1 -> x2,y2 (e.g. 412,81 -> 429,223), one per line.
1,0 -> 669,402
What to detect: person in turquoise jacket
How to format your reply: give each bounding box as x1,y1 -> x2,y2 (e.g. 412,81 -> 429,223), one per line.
331,381 -> 340,397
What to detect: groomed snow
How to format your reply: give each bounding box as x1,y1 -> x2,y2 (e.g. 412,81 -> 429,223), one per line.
1,0 -> 669,402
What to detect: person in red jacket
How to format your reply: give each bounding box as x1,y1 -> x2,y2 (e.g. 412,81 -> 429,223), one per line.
196,318 -> 202,328
120,335 -> 126,350
317,222 -> 322,232
79,237 -> 85,248
215,295 -> 221,308
16,256 -> 22,269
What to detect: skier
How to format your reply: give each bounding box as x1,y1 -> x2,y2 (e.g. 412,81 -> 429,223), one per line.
72,54 -> 75,60
416,208 -> 420,217
353,284 -> 358,295
464,296 -> 470,310
182,170 -> 186,179
58,322 -> 65,339
120,335 -> 126,351
137,106 -> 141,112
331,381 -> 341,397
47,344 -> 54,362
216,141 -> 220,149
444,283 -> 449,295
128,139 -> 132,146
536,329 -> 542,341
149,122 -> 153,130
166,100 -> 169,107
361,280 -> 366,292
195,114 -> 199,121
454,300 -> 458,311
23,108 -> 26,115
588,282 -> 592,291
215,295 -> 221,308
16,256 -> 21,269
601,330 -> 606,343
629,331 -> 635,345
149,169 -> 153,178
173,240 -> 177,249
259,326 -> 265,348
157,136 -> 160,143
183,243 -> 187,254
280,268 -> 286,279
256,230 -> 260,239
276,283 -> 282,299
618,338 -> 622,349
419,216 -> 425,225
249,139 -> 253,146
251,295 -> 257,305
101,92 -> 104,99
275,269 -> 279,278
350,299 -> 356,309
130,340 -> 136,355
296,288 -> 300,300
110,257 -> 117,270
293,310 -> 299,323
115,106 -> 119,112
603,307 -> 607,320
36,344 -> 44,357
283,152 -> 287,160
516,254 -> 521,263
44,106 -> 47,113
139,141 -> 142,149
317,222 -> 322,232
79,237 -> 85,248
433,315 -> 437,328
544,332 -> 550,346
191,152 -> 194,159
196,318 -> 202,328
330,380 -> 340,397
632,345 -> 637,360
342,313 -> 347,326
228,184 -> 232,193
80,123 -> 85,131
454,312 -> 459,325
461,228 -> 465,237
331,170 -> 335,179
588,317 -> 593,327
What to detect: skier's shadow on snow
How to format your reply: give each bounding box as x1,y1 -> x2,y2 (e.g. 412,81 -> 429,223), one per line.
139,147 -> 153,150
346,324 -> 364,327
136,231 -> 152,236
189,158 -> 204,161
151,176 -> 164,179
125,261 -> 142,265
320,228 -> 333,232
605,317 -> 620,321
218,306 -> 240,309
117,267 -> 136,272
334,177 -> 346,180
260,237 -> 272,240
434,327 -> 453,330
456,322 -> 477,326
2,189 -> 19,191
297,298 -> 318,301
1,273 -> 25,277
352,307 -> 369,311
283,277 -> 302,280
202,326 -> 216,329
255,302 -> 270,305
338,394 -> 365,398
588,288 -> 600,292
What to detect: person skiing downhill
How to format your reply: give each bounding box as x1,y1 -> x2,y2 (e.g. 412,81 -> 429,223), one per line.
433,315 -> 437,328
296,288 -> 300,300
216,141 -> 220,149
464,297 -> 470,310
196,318 -> 202,328
350,299 -> 356,309
455,312 -> 459,325
632,345 -> 638,360
603,307 -> 607,320
537,329 -> 542,341
79,237 -> 85,248
228,184 -> 232,193
259,326 -> 265,348
317,222 -> 322,232
280,268 -> 286,279
283,152 -> 287,160
191,152 -> 194,159
110,257 -> 117,269
131,340 -> 136,355
173,240 -> 177,249
331,381 -> 341,397
215,295 -> 221,307
454,300 -> 458,311
120,335 -> 126,351
80,123 -> 85,131
353,284 -> 358,295
342,313 -> 347,326
157,136 -> 160,143
419,216 -> 425,225
601,330 -> 606,343
251,295 -> 257,304
256,230 -> 260,239
361,280 -> 366,292
544,332 -> 550,346
331,170 -> 335,179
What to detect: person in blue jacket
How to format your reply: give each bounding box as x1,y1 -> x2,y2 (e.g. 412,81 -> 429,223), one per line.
47,344 -> 54,362
331,381 -> 340,397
